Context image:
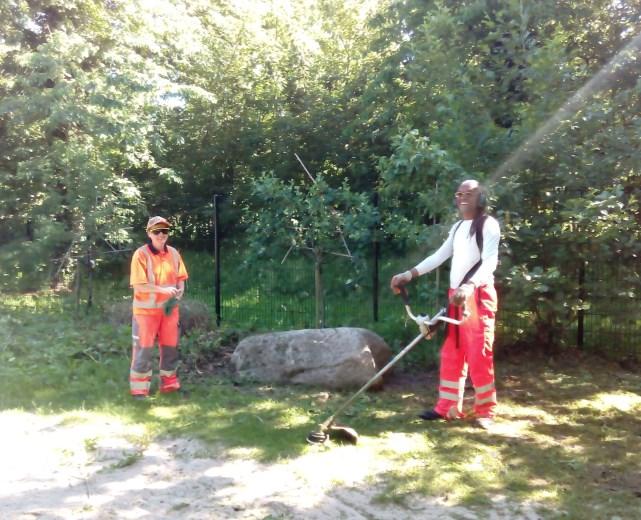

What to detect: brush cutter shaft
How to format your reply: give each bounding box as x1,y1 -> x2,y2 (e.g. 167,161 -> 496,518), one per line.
322,332 -> 425,428
314,288 -> 466,440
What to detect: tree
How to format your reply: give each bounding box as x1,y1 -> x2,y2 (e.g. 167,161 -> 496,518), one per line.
0,0 -> 177,289
245,168 -> 377,327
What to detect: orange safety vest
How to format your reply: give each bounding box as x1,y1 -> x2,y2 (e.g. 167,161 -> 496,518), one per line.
130,245 -> 188,315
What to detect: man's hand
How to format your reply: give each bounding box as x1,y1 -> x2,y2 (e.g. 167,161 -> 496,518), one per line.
450,283 -> 474,306
390,269 -> 416,294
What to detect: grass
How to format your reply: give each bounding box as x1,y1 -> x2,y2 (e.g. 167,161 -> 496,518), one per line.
86,246 -> 453,366
2,292 -> 641,518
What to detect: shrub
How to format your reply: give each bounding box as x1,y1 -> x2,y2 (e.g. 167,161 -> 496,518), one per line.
107,299 -> 211,334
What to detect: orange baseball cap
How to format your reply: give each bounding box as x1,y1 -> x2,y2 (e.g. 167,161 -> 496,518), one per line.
146,216 -> 171,231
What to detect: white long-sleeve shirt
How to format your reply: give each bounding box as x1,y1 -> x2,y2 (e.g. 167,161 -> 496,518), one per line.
413,216 -> 500,289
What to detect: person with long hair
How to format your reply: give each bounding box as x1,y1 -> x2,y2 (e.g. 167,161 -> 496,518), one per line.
390,180 -> 500,429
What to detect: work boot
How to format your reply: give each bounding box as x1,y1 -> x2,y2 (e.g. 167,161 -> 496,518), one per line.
418,409 -> 444,421
475,417 -> 495,430
159,388 -> 189,399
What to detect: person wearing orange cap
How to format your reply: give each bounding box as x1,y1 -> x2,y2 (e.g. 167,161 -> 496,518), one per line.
129,216 -> 189,399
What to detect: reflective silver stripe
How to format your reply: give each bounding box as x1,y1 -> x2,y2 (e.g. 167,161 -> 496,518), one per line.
133,246 -> 181,309
440,380 -> 459,390
475,392 -> 497,405
130,370 -> 152,379
168,246 -> 180,274
132,335 -> 140,340
160,369 -> 176,377
134,246 -> 158,308
475,382 -> 495,394
141,247 -> 156,285
133,300 -> 163,309
439,391 -> 460,401
130,380 -> 150,391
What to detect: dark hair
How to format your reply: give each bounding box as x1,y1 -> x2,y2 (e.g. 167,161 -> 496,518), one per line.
469,184 -> 488,239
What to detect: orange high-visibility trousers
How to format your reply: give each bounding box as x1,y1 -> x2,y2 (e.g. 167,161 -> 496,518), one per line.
434,285 -> 497,419
130,307 -> 181,396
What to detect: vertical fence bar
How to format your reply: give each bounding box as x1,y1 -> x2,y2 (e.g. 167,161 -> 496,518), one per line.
86,246 -> 94,311
577,260 -> 585,348
74,258 -> 82,312
372,191 -> 380,322
213,194 -> 222,327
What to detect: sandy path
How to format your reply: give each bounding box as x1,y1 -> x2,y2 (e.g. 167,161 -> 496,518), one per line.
1,411 -> 539,519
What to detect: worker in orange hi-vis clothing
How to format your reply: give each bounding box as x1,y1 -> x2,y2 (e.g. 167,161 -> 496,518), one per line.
129,216 -> 189,400
390,180 -> 500,430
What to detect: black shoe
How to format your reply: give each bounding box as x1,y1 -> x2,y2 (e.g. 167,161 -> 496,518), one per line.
418,409 -> 444,421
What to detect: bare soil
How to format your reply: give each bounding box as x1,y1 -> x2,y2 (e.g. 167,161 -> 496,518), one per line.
1,410 -> 545,520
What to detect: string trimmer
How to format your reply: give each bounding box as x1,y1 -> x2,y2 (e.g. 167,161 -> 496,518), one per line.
306,288 -> 465,445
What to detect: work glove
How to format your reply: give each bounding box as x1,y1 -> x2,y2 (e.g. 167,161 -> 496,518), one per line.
450,282 -> 474,307
163,296 -> 179,316
390,270 -> 414,294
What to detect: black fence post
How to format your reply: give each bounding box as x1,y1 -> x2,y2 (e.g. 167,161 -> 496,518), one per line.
577,260 -> 586,348
74,258 -> 82,312
213,194 -> 222,327
86,246 -> 94,311
372,191 -> 380,322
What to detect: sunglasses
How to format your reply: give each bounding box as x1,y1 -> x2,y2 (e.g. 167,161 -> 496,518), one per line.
151,229 -> 169,235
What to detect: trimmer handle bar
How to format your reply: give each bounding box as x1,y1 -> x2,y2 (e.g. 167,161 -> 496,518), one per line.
397,286 -> 466,337
404,306 -> 464,327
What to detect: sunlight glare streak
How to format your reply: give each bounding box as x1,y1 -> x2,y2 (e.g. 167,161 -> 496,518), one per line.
489,32 -> 641,185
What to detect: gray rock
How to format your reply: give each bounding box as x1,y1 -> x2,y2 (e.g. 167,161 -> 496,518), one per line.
231,328 -> 392,389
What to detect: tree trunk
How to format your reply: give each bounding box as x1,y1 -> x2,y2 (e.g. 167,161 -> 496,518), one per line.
314,252 -> 324,328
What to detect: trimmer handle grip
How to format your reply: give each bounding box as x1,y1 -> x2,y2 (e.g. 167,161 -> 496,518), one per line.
397,286 -> 410,306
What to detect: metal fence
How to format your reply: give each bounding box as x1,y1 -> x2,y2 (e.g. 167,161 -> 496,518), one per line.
192,254 -> 641,360
74,240 -> 641,361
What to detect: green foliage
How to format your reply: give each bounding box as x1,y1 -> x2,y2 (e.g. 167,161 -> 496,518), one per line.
0,0 -> 169,289
245,171 -> 377,326
246,172 -> 377,261
377,128 -> 470,247
1,0 -> 640,351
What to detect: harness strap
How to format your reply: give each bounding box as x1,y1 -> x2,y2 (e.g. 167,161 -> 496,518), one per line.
450,216 -> 487,345
453,215 -> 487,287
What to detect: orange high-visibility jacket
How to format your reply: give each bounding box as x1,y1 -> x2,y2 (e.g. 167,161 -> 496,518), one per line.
130,244 -> 188,316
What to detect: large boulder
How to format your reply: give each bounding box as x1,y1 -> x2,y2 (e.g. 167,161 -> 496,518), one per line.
231,327 -> 392,389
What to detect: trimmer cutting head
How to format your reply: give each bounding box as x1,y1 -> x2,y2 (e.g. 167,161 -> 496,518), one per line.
306,423 -> 359,445
306,428 -> 329,444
